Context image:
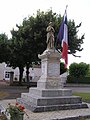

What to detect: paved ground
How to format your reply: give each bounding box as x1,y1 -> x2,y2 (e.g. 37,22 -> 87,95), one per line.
1,81 -> 90,120
0,81 -> 29,100
1,99 -> 90,120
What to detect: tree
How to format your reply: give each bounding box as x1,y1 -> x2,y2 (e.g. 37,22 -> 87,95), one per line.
69,62 -> 89,78
9,9 -> 84,84
8,30 -> 26,85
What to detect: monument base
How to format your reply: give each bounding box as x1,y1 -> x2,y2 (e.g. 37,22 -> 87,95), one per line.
17,98 -> 88,112
17,87 -> 88,112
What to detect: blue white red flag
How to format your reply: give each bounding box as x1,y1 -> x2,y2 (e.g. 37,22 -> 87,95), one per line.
57,9 -> 68,68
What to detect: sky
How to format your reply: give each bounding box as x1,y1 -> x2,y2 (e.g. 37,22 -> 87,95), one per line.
0,0 -> 90,67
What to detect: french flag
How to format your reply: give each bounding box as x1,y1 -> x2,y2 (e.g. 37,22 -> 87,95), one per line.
57,10 -> 68,68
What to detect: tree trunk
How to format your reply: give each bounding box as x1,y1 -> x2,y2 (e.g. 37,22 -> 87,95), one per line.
26,64 -> 30,88
19,67 -> 24,85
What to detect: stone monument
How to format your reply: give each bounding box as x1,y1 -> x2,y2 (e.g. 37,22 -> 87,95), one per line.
17,22 -> 88,112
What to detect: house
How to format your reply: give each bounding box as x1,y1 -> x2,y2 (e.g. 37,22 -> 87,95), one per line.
0,62 -> 41,82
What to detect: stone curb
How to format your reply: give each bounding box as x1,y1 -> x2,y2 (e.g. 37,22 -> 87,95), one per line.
52,115 -> 90,120
64,84 -> 90,87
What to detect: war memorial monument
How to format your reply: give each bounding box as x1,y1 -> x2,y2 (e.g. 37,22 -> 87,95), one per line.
17,22 -> 88,112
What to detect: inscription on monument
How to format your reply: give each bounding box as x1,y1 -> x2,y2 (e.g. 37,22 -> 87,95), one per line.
48,63 -> 60,76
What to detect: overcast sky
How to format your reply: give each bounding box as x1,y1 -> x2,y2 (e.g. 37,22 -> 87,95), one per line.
0,0 -> 90,66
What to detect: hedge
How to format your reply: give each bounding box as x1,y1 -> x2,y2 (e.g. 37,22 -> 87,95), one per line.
67,75 -> 90,84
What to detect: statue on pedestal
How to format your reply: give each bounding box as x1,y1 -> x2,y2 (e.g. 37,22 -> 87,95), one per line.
17,20 -> 88,113
46,22 -> 55,49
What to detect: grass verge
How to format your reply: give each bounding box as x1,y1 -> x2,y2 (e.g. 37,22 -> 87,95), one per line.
73,92 -> 90,101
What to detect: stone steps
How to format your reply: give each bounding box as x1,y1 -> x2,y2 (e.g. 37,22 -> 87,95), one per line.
28,88 -> 72,97
21,93 -> 82,105
17,98 -> 88,112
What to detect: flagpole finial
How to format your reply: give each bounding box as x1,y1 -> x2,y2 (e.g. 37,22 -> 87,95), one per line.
66,5 -> 68,9
65,5 -> 68,14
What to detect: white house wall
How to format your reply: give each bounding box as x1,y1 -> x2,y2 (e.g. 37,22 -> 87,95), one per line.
0,63 -> 41,82
0,62 -> 15,80
23,67 -> 41,82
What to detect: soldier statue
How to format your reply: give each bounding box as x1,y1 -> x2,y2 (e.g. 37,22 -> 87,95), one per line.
46,22 -> 55,49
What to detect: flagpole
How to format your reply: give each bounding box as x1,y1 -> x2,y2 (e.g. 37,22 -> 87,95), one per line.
64,5 -> 68,15
56,6 -> 68,68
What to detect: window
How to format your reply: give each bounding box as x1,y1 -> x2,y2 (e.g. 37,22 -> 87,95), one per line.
5,72 -> 10,79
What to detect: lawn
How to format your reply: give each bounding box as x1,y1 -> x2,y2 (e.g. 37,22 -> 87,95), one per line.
73,92 -> 90,101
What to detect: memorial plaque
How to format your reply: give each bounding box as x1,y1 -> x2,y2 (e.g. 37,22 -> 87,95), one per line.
48,62 -> 60,76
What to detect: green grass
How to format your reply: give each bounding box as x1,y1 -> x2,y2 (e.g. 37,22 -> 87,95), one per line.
73,92 -> 90,101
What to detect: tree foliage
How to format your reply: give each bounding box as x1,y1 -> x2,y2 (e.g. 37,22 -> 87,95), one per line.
69,62 -> 89,78
0,33 -> 10,63
68,21 -> 84,56
86,64 -> 90,76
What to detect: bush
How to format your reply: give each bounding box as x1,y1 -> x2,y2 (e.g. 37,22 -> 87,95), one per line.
67,75 -> 90,84
69,62 -> 89,78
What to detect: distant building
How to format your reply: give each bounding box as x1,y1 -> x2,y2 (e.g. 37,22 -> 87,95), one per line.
0,62 -> 41,82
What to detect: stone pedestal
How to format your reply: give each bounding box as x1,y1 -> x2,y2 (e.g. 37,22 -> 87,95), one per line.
17,49 -> 88,112
37,49 -> 62,89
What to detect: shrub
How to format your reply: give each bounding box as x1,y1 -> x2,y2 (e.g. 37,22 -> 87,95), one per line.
67,75 -> 90,84
69,62 -> 89,78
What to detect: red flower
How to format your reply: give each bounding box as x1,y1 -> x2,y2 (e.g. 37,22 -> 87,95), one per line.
16,102 -> 19,106
21,105 -> 25,110
19,105 -> 25,111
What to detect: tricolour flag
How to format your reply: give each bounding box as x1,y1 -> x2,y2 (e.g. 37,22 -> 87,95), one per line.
57,9 -> 68,68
